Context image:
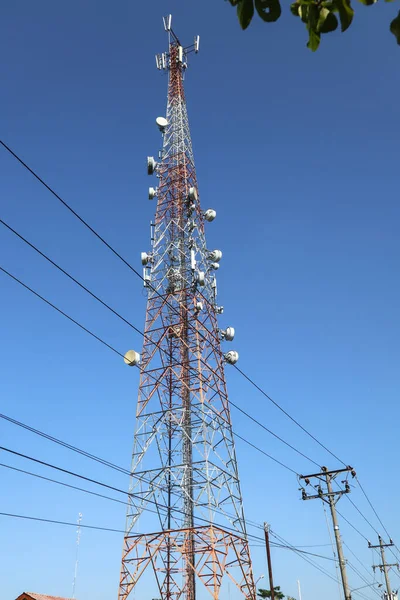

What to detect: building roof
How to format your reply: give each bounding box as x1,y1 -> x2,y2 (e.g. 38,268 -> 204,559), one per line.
17,593 -> 75,600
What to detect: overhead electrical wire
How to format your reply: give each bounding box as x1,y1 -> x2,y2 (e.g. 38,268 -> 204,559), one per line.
0,413 -> 381,579
1,253 -> 394,571
0,138 -> 349,469
1,140 -> 397,567
1,242 -> 394,557
0,264 -> 305,476
0,216 -> 317,471
0,266 -> 125,360
0,461 -> 339,564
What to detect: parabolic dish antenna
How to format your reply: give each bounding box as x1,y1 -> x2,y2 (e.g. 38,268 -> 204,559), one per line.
156,116 -> 168,131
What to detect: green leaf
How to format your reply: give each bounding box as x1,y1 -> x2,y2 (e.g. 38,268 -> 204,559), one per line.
317,7 -> 339,31
290,1 -> 301,15
307,4 -> 320,50
390,9 -> 400,43
333,0 -> 354,31
357,0 -> 377,6
299,4 -> 310,23
255,0 -> 282,21
307,27 -> 321,50
228,0 -> 241,5
308,3 -> 319,29
237,0 -> 255,29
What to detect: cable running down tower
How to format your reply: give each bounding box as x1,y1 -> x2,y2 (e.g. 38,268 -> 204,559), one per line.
118,15 -> 256,600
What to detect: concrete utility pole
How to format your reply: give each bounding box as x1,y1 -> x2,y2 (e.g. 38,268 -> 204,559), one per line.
299,466 -> 356,600
369,536 -> 399,600
264,523 -> 275,600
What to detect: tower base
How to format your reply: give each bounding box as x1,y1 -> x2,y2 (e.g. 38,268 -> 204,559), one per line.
119,525 -> 256,600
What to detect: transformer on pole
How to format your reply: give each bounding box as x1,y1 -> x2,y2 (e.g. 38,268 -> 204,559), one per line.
118,16 -> 256,600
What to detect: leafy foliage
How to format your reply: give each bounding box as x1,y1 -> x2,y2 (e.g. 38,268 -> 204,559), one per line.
228,0 -> 399,50
257,587 -> 286,600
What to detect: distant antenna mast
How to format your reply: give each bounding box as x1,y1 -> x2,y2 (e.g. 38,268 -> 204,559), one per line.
72,512 -> 83,599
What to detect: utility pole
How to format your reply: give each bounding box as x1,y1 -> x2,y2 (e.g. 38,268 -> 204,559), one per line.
299,466 -> 356,600
264,523 -> 275,600
369,536 -> 399,600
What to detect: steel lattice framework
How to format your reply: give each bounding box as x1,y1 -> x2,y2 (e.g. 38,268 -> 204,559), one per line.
118,17 -> 256,600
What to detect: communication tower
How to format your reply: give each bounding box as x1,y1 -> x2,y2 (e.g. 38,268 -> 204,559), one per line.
119,16 -> 256,600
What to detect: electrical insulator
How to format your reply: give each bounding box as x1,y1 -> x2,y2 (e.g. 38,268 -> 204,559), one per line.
302,489 -> 307,500
210,263 -> 220,270
216,306 -> 224,314
204,209 -> 216,222
195,301 -> 203,312
224,351 -> 239,365
124,350 -> 140,367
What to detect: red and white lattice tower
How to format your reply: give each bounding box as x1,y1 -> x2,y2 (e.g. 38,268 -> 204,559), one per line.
118,16 -> 256,600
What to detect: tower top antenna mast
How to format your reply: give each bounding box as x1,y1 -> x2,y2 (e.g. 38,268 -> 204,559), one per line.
155,15 -> 200,71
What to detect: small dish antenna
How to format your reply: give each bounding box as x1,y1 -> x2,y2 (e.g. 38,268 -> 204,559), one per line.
204,209 -> 216,222
148,187 -> 157,200
224,350 -> 239,365
209,250 -> 222,262
156,117 -> 168,132
124,350 -> 140,367
221,327 -> 235,342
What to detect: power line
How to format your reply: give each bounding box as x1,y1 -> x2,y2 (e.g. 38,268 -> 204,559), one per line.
1,264 -> 392,566
0,266 -> 303,477
233,365 -> 346,467
0,445 -> 370,589
0,462 -> 127,507
229,401 -> 320,468
0,216 -> 316,472
0,138 -> 348,469
269,529 -> 341,585
0,217 -> 144,337
0,510 -> 126,533
2,260 -> 392,560
355,477 -> 393,542
0,266 -> 124,360
2,140 -> 395,565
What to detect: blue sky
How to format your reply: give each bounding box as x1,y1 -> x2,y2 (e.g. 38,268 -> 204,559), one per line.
0,1 -> 399,600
